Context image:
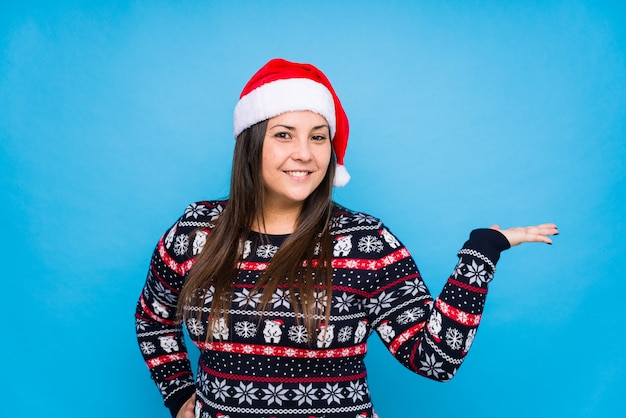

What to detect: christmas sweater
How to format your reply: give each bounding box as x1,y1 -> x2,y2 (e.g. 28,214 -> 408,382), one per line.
135,200 -> 510,418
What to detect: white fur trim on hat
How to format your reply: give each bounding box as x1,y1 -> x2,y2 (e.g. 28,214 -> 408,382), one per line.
333,164 -> 350,187
234,78 -> 336,139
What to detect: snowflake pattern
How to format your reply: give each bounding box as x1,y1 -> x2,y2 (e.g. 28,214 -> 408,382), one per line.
207,203 -> 224,220
233,288 -> 261,308
330,214 -> 349,229
233,381 -> 259,405
464,260 -> 489,286
185,203 -> 208,219
173,234 -> 189,256
198,371 -> 210,393
271,288 -> 291,309
292,383 -> 318,406
202,285 -> 215,304
396,307 -> 425,325
288,324 -> 308,344
211,378 -> 231,402
313,290 -> 327,310
261,383 -> 289,405
353,212 -> 377,224
320,382 -> 345,405
334,292 -> 355,313
357,235 -> 384,253
420,353 -> 445,377
168,377 -> 184,388
345,381 -> 366,402
156,381 -> 167,395
257,244 -> 278,259
337,325 -> 352,343
234,321 -> 257,338
186,317 -> 205,336
399,278 -> 427,296
135,319 -> 148,331
453,261 -> 465,279
139,341 -> 156,355
445,327 -> 463,350
365,291 -> 398,315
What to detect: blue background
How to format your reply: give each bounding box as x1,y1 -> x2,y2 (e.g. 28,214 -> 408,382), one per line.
2,1 -> 625,417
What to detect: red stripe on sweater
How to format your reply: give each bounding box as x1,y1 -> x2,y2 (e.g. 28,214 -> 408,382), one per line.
367,273 -> 421,298
158,236 -> 196,276
409,337 -> 422,370
389,322 -> 425,355
139,295 -> 177,325
146,352 -> 189,369
165,371 -> 193,381
327,248 -> 412,270
193,341 -> 368,359
447,278 -> 488,294
436,299 -> 482,326
237,248 -> 412,272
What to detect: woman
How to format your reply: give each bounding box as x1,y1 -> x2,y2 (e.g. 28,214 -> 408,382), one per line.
135,58 -> 557,418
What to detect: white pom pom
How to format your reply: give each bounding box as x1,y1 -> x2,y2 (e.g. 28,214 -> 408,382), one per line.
333,164 -> 350,187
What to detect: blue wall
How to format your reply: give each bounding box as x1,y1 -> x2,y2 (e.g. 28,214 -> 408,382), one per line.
2,1 -> 624,416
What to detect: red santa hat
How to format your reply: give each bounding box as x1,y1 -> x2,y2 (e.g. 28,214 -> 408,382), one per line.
234,58 -> 351,187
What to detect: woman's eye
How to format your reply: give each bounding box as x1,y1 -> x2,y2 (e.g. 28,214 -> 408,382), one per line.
311,135 -> 327,141
275,132 -> 290,139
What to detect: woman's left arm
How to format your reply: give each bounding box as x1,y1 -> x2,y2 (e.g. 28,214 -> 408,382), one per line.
367,222 -> 558,381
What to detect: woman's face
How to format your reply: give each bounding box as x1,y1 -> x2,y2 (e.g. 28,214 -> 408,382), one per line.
261,110 -> 332,212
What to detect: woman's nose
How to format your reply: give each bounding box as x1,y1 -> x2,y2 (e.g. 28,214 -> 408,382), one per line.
291,138 -> 313,161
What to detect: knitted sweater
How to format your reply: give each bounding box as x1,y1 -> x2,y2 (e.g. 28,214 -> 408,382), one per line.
135,200 -> 510,418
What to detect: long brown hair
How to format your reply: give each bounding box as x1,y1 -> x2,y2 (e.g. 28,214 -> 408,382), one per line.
178,119 -> 336,342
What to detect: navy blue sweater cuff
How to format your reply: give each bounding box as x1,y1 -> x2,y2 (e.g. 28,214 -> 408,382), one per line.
166,387 -> 196,418
462,228 -> 511,267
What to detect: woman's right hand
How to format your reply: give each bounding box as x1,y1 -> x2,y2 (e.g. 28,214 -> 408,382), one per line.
176,394 -> 196,418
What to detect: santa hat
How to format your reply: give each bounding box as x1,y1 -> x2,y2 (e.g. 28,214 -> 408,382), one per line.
234,58 -> 351,187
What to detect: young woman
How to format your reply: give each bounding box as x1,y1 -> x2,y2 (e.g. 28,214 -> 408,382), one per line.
135,58 -> 557,418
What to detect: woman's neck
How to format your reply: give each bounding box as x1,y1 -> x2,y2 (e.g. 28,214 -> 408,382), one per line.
252,203 -> 301,235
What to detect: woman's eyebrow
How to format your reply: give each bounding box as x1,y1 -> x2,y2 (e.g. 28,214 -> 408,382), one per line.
312,124 -> 329,130
268,124 -> 329,131
268,123 -> 295,130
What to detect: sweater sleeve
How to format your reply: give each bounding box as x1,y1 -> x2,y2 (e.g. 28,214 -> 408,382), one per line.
366,226 -> 510,381
135,203 -> 216,416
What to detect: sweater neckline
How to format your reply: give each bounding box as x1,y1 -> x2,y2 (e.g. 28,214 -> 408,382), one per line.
249,230 -> 291,246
